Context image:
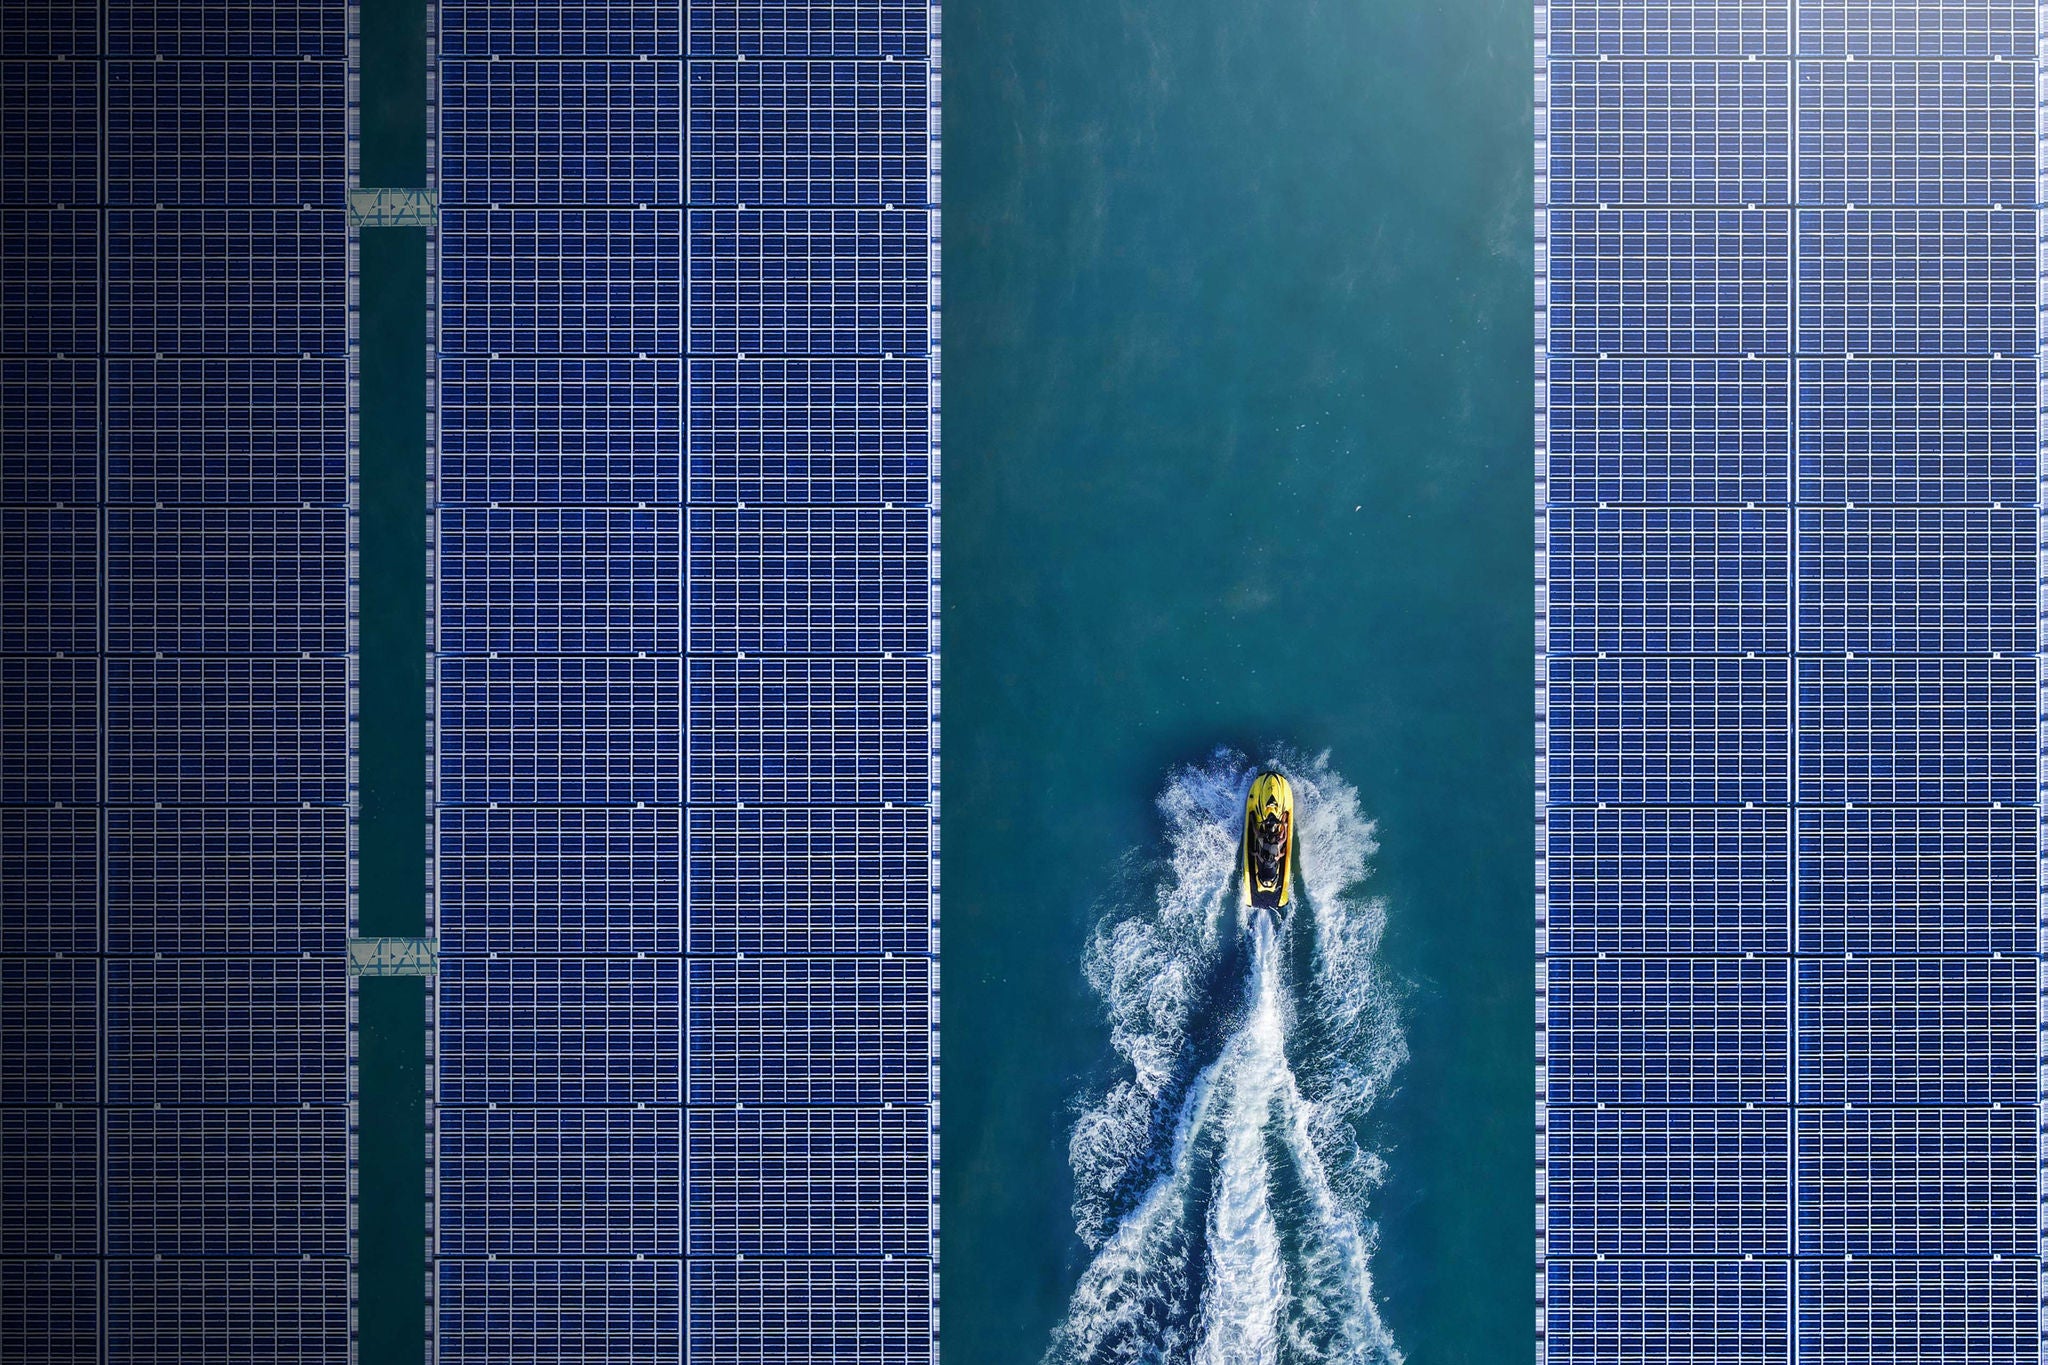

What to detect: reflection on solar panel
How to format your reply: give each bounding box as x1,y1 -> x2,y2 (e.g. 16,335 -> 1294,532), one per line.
431,4 -> 942,1360
1538,4 -> 2043,1360
0,2 -> 358,1357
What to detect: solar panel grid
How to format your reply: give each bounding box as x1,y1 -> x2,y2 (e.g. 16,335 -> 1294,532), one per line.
1796,1107 -> 2039,1257
1544,1107 -> 1792,1258
1,208 -> 99,355
1796,207 -> 2037,356
686,955 -> 932,1105
1545,956 -> 1790,1104
438,357 -> 684,505
439,506 -> 683,655
1546,1 -> 1793,58
436,0 -> 681,59
1796,1259 -> 2041,1365
105,60 -> 349,207
1795,656 -> 2037,806
103,1107 -> 349,1258
105,1260 -> 353,1365
686,1106 -> 931,1257
105,507 -> 350,656
689,357 -> 932,506
1544,1260 -> 1792,1365
0,956 -> 99,1104
0,1261 -> 98,1365
1544,806 -> 1790,955
1547,207 -> 1793,356
1798,806 -> 2038,955
686,1258 -> 935,1365
435,806 -> 682,955
1796,357 -> 2037,505
0,1107 -> 100,1256
1,0 -> 99,58
1545,505 -> 1791,656
105,657 -> 349,806
687,207 -> 931,357
435,955 -> 683,1105
105,0 -> 347,58
689,506 -> 932,656
1545,655 -> 1792,805
1795,1 -> 2037,58
0,807 -> 98,955
1795,957 -> 2038,1104
435,1107 -> 683,1258
1795,506 -> 2036,655
104,209 -> 350,357
686,657 -> 932,806
436,1260 -> 683,1365
1,59 -> 100,206
686,2 -> 930,59
687,806 -> 932,956
1546,356 -> 1792,505
1,655 -> 98,804
104,806 -> 349,956
1797,59 -> 2037,207
436,655 -> 682,806
104,958 -> 349,1105
438,207 -> 684,355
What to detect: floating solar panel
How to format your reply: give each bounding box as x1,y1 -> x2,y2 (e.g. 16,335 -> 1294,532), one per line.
1545,356 -> 1792,506
1544,1106 -> 1792,1258
1,506 -> 100,655
1797,59 -> 2036,207
438,506 -> 684,656
687,657 -> 933,805
104,958 -> 349,1105
1796,1259 -> 2040,1365
0,807 -> 98,956
106,0 -> 348,59
689,506 -> 933,656
1795,656 -> 2036,807
1796,506 -> 2035,656
1547,59 -> 1792,208
105,358 -> 351,506
1,208 -> 99,355
440,59 -> 685,209
687,1258 -> 936,1365
688,1 -> 930,59
1795,1 -> 2036,58
104,1107 -> 349,1258
1795,957 -> 2037,1105
105,657 -> 350,806
437,357 -> 685,506
686,1107 -> 932,1257
436,656 -> 683,806
105,507 -> 350,656
1545,506 -> 1790,656
1,60 -> 100,206
436,955 -> 683,1106
687,207 -> 932,357
0,358 -> 99,506
0,656 -> 98,805
435,1107 -> 683,1259
1795,1107 -> 2037,1257
686,955 -> 932,1104
437,0 -> 681,59
435,806 -> 684,956
1546,1 -> 1794,59
689,60 -> 931,208
106,61 -> 349,207
1544,806 -> 1789,956
1546,1260 -> 1791,1365
105,209 -> 349,357
105,1261 -> 353,1365
1545,956 -> 1790,1105
104,806 -> 350,956
0,957 -> 99,1104
1796,357 -> 2037,505
0,1262 -> 98,1365
689,356 -> 933,505
0,1108 -> 100,1256
1796,207 -> 2036,356
437,1260 -> 684,1365
1,0 -> 99,58
688,805 -> 932,956
438,208 -> 685,355
1797,806 -> 2037,956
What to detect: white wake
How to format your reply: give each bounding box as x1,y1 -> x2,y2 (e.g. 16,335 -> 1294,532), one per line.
1048,751 -> 1405,1365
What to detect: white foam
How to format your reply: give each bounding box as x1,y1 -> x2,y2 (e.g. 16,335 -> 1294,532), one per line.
1049,750 -> 1405,1364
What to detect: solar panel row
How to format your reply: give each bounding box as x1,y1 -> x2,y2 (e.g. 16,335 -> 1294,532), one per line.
0,3 -> 357,1359
430,5 -> 939,1361
1538,3 -> 2039,1361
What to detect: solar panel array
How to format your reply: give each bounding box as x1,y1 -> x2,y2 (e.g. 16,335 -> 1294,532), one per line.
1537,3 -> 2043,1360
1,0 -> 358,1360
428,4 -> 941,1362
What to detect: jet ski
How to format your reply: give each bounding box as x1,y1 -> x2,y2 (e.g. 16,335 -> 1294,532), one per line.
1240,770 -> 1295,912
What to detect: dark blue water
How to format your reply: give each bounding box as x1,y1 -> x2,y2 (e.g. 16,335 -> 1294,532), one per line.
942,0 -> 1534,1359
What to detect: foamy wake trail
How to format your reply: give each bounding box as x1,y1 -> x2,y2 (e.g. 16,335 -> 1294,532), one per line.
1048,751 -> 1405,1365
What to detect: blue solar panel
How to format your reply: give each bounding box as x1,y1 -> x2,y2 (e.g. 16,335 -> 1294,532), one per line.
106,358 -> 351,506
436,1108 -> 682,1258
1545,356 -> 1791,505
1546,506 -> 1789,656
1796,208 -> 2035,356
0,1261 -> 98,1365
1796,1260 -> 2040,1365
1545,806 -> 1788,956
1548,207 -> 1793,355
106,0 -> 347,58
687,1259 -> 935,1365
1546,656 -> 1791,805
105,508 -> 349,655
688,2 -> 930,59
439,208 -> 684,355
1544,1107 -> 1791,1257
1796,958 -> 2036,1105
0,1108 -> 99,1256
106,60 -> 348,207
438,507 -> 683,656
2,208 -> 99,355
1796,1107 -> 2037,1256
686,1107 -> 932,1256
689,507 -> 933,655
1546,957 -> 1789,1104
688,806 -> 932,956
105,209 -> 349,357
440,61 -> 683,207
1796,657 -> 2035,806
688,207 -> 932,356
104,959 -> 348,1105
1796,507 -> 2034,655
1,358 -> 99,505
436,1260 -> 683,1365
438,357 -> 684,505
437,0 -> 680,58
1546,1 -> 1792,58
2,0 -> 99,57
688,956 -> 932,1104
1795,1 -> 2036,58
690,357 -> 932,505
1796,357 -> 2036,505
1548,59 -> 1791,207
105,806 -> 350,956
436,956 -> 682,1105
689,60 -> 931,208
1,656 -> 97,805
0,807 -> 98,955
687,657 -> 933,805
104,1108 -> 349,1258
436,656 -> 683,806
1545,1260 -> 1790,1365
106,1261 -> 352,1365
1797,807 -> 2036,956
2,506 -> 99,655
2,60 -> 100,205
0,957 -> 98,1104
436,807 -> 682,956
105,657 -> 349,806
1797,59 -> 2035,207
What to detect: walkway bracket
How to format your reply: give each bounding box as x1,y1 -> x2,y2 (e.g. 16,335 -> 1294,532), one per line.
348,187 -> 437,227
349,936 -> 438,977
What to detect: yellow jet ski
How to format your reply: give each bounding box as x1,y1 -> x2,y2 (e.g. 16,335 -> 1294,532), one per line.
1241,771 -> 1295,911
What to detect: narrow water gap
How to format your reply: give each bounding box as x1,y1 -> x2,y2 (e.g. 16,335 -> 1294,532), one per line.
354,0 -> 431,1350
